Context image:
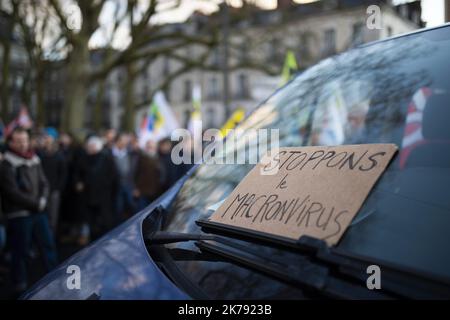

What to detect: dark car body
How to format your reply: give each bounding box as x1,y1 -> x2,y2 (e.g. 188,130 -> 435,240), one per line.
24,24 -> 450,299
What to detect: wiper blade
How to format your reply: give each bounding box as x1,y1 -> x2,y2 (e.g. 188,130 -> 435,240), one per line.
147,212 -> 450,299
145,230 -> 389,299
195,218 -> 450,299
194,240 -> 389,300
146,231 -> 216,245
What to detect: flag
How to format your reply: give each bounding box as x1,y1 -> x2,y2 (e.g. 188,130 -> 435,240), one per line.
148,100 -> 164,132
399,87 -> 432,168
188,84 -> 202,135
138,91 -> 180,144
17,106 -> 33,128
219,107 -> 245,138
281,50 -> 298,86
3,106 -> 33,138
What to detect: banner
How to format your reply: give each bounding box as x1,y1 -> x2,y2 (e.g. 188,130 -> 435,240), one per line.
188,84 -> 202,135
3,106 -> 34,138
281,50 -> 298,86
138,91 -> 180,144
219,107 -> 245,138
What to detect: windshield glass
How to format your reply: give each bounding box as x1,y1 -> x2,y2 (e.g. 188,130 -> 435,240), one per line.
161,26 -> 450,296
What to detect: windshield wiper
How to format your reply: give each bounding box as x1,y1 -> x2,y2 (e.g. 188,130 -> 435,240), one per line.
195,218 -> 450,299
145,208 -> 450,299
146,230 -> 389,299
146,231 -> 216,244
194,239 -> 390,299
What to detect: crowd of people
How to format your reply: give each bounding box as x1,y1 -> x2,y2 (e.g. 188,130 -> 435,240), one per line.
0,126 -> 191,296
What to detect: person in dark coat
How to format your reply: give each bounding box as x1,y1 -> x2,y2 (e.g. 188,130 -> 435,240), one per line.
158,137 -> 192,193
57,133 -> 78,237
132,138 -> 162,212
0,127 -> 57,294
112,133 -> 137,222
74,136 -> 119,245
37,131 -> 67,232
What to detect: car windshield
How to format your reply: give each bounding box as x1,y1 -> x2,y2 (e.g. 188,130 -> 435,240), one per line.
161,26 -> 450,298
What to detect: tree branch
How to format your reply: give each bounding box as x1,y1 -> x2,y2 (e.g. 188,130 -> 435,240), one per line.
48,0 -> 75,43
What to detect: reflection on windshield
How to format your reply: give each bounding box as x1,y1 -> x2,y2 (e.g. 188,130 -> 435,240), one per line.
310,79 -> 372,146
164,26 -> 450,283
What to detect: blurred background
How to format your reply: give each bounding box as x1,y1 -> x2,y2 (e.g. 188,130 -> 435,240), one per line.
0,0 -> 447,137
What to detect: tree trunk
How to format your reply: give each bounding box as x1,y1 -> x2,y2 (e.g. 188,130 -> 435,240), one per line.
35,62 -> 46,127
62,40 -> 90,133
1,41 -> 11,121
122,62 -> 137,132
93,78 -> 106,131
20,71 -> 32,110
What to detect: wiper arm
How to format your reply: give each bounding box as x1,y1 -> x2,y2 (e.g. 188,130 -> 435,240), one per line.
194,239 -> 389,300
147,213 -> 450,298
146,231 -> 216,244
196,219 -> 450,299
145,230 -> 389,299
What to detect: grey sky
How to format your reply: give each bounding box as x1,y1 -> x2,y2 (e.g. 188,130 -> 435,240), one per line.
152,0 -> 445,26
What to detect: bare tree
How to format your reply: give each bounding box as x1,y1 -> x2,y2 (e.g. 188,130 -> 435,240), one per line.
4,0 -> 284,132
15,0 -> 68,126
44,0 -> 223,132
0,0 -> 19,122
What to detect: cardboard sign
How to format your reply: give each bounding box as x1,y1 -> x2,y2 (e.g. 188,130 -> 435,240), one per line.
209,144 -> 398,246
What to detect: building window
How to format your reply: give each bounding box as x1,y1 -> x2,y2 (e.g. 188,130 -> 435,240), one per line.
298,33 -> 312,63
185,45 -> 192,57
399,5 -> 408,19
387,26 -> 393,37
164,85 -> 171,102
240,42 -> 248,62
208,77 -> 220,100
411,10 -> 421,25
184,109 -> 191,128
207,108 -> 215,128
212,47 -> 220,66
352,22 -> 364,46
237,74 -> 250,99
268,38 -> 281,63
142,85 -> 149,102
163,57 -> 170,75
183,79 -> 192,102
323,28 -> 336,56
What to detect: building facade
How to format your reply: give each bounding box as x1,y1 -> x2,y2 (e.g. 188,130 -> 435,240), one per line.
129,0 -> 424,133
31,0 -> 425,132
446,0 -> 450,22
0,10 -> 29,122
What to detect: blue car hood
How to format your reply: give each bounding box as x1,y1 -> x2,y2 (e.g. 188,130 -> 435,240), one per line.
22,177 -> 192,300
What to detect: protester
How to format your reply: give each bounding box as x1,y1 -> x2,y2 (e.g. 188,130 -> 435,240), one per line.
129,133 -> 141,153
158,138 -> 180,193
59,133 -> 74,156
37,129 -> 67,231
112,133 -> 137,222
0,127 -> 58,294
74,136 -> 119,245
57,132 -> 80,240
133,138 -> 162,211
103,128 -> 117,152
158,137 -> 193,193
0,124 -> 198,297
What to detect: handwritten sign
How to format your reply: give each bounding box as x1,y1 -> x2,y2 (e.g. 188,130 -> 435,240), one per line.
209,144 -> 398,246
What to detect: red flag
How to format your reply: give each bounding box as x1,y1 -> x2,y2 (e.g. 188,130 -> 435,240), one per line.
17,106 -> 33,129
399,87 -> 432,168
3,106 -> 33,138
